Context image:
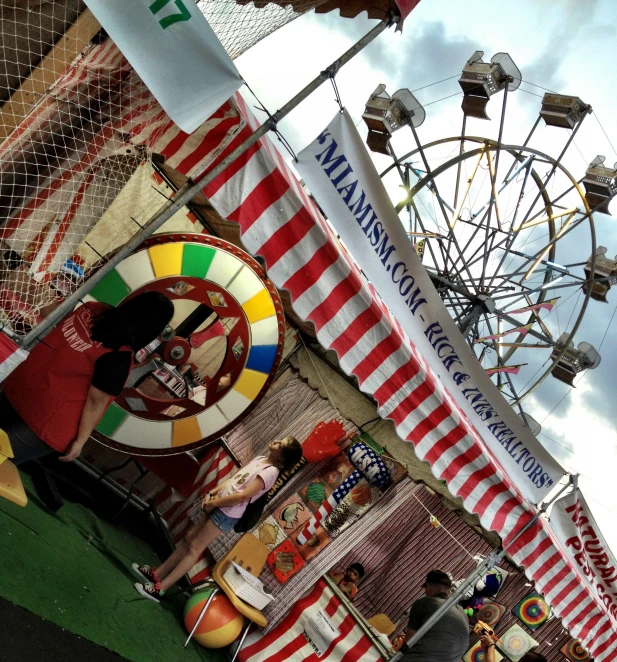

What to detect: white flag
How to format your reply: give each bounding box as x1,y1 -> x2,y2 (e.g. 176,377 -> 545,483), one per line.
84,0 -> 242,134
551,488 -> 617,627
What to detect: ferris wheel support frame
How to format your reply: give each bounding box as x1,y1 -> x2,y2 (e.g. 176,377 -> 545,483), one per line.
480,81 -> 510,289
512,108 -> 590,234
387,137 -> 597,403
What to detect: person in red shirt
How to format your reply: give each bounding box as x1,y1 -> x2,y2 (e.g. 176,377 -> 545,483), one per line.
0,291 -> 173,464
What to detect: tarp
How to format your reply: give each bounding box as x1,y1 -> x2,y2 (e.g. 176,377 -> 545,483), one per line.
1,39 -> 615,659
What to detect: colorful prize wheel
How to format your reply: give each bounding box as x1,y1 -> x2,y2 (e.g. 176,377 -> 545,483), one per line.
90,234 -> 285,456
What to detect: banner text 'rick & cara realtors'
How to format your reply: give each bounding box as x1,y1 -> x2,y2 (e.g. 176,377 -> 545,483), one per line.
313,129 -> 555,492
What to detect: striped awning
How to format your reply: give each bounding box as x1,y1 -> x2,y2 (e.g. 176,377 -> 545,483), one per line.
196,94 -> 617,660
238,578 -> 381,662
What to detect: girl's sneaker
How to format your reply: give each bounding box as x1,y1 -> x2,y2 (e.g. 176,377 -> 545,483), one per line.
131,563 -> 159,583
134,581 -> 164,603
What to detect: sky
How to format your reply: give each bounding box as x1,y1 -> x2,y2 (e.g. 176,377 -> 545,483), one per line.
232,0 -> 617,552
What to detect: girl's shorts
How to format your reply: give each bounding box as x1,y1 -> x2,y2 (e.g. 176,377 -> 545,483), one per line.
210,508 -> 240,532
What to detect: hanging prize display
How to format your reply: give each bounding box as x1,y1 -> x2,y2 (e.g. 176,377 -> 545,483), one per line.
512,592 -> 550,630
295,442 -> 391,545
560,638 -> 591,662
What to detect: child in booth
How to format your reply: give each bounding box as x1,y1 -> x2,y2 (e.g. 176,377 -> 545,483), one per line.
329,563 -> 365,600
132,436 -> 303,602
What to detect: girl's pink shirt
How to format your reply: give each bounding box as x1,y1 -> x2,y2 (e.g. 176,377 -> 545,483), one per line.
218,456 -> 279,518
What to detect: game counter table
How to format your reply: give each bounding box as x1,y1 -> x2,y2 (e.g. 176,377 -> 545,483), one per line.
237,577 -> 394,662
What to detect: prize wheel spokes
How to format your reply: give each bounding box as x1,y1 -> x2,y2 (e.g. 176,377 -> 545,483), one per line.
381,137 -> 597,408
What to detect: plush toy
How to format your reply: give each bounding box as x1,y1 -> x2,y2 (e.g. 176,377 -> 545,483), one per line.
458,562 -> 507,614
296,442 -> 392,544
302,420 -> 346,463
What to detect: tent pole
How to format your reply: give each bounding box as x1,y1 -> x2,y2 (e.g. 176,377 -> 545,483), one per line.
324,576 -> 392,660
19,17 -> 392,351
405,476 -> 573,652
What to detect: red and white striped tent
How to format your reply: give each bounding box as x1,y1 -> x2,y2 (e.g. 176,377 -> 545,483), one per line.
207,95 -> 617,662
2,39 -> 615,660
0,38 -> 245,281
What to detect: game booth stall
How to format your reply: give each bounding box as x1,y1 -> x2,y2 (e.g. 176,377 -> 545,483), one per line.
0,3 -> 615,662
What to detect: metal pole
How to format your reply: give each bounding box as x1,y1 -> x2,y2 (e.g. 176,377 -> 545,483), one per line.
19,18 -> 392,350
407,122 -> 476,288
405,476 -> 573,652
231,622 -> 252,662
0,322 -> 21,341
501,115 -> 540,184
184,587 -> 218,647
218,436 -> 242,469
458,303 -> 484,337
323,575 -> 392,660
491,274 -> 613,300
453,114 -> 467,210
492,81 -> 509,187
514,109 -> 590,232
480,82 -> 509,288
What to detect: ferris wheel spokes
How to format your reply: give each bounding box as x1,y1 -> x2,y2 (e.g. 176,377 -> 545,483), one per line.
390,139 -> 597,402
366,56 -> 613,407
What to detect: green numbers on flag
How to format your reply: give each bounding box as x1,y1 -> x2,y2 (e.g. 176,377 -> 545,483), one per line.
149,0 -> 191,29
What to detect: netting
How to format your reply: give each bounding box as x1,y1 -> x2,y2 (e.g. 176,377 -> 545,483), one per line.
0,0 -> 328,335
200,0 -> 328,60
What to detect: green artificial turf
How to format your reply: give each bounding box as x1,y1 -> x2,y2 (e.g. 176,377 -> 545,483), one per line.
0,475 -> 225,662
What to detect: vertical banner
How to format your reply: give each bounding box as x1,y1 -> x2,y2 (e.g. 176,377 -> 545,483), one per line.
296,110 -> 563,504
84,0 -> 242,134
550,488 -> 617,625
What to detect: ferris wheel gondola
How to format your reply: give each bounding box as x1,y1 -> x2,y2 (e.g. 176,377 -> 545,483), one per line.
363,51 -> 615,426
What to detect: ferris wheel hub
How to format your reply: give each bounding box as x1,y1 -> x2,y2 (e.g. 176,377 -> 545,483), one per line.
476,294 -> 496,313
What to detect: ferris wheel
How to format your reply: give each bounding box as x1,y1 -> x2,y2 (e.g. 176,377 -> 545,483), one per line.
361,51 -> 617,426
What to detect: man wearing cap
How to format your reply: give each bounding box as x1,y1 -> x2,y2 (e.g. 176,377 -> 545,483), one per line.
399,569 -> 469,661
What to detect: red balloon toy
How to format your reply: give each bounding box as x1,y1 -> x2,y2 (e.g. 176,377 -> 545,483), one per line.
302,420 -> 346,463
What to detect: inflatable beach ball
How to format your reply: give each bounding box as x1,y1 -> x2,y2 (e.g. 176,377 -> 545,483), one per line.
184,589 -> 243,648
